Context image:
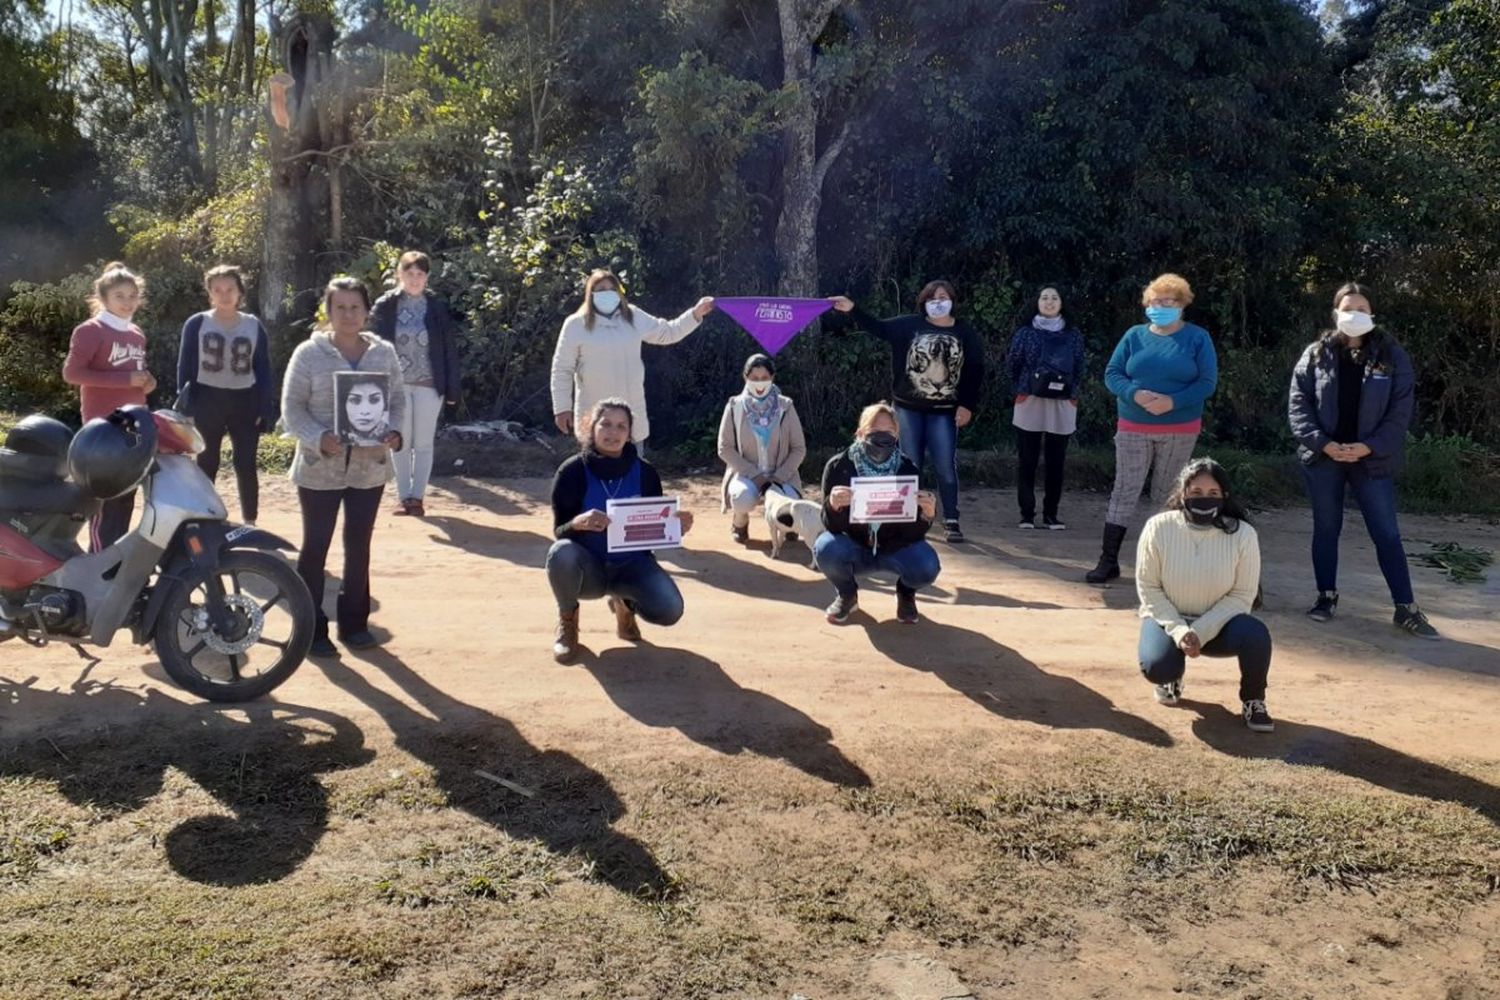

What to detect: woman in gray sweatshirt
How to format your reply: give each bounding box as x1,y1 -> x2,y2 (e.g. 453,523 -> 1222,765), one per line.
281,276 -> 405,656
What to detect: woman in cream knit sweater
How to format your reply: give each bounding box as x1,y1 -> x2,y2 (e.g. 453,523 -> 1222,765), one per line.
1135,458 -> 1274,732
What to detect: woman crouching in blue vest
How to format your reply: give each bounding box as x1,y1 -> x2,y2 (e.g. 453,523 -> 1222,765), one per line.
546,397 -> 693,663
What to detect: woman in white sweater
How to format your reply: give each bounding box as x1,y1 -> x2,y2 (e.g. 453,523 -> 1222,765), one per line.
1135,458 -> 1274,732
550,269 -> 715,446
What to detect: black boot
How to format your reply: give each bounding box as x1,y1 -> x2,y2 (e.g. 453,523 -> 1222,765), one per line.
1085,522 -> 1127,584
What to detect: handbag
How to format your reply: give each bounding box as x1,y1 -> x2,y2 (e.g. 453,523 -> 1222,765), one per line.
1028,366 -> 1072,399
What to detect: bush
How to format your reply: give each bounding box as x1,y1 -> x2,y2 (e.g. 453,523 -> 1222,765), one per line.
0,275 -> 93,423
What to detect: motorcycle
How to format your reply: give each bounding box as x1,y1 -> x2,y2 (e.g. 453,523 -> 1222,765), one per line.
0,406 -> 314,702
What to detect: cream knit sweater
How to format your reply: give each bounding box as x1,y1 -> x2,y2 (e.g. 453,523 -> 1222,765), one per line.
1135,510 -> 1261,644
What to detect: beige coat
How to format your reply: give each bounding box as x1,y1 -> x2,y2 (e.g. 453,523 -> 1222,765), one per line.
717,395 -> 807,512
549,306 -> 701,442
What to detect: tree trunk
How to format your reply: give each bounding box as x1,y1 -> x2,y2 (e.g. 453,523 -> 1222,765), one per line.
262,13 -> 335,341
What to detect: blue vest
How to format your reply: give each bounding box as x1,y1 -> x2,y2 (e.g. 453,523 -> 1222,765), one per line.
581,458 -> 647,563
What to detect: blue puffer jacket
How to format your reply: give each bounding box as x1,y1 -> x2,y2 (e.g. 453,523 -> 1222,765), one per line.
1287,332 -> 1414,478
1005,323 -> 1086,399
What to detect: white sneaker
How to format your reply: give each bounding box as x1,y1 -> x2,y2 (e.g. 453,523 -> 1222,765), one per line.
1153,679 -> 1183,705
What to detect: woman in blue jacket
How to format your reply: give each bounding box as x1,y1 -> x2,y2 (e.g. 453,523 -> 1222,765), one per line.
1287,282 -> 1438,639
1087,273 -> 1218,583
1005,286 -> 1086,529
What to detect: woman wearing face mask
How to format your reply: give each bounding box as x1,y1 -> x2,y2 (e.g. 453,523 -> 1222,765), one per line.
547,398 -> 694,663
369,250 -> 463,517
815,402 -> 941,625
717,353 -> 807,542
1288,283 -> 1437,639
1006,286 -> 1086,529
1136,458 -> 1273,732
1088,273 -> 1218,584
63,261 -> 156,551
827,282 -> 984,543
281,276 -> 405,657
550,269 -> 715,450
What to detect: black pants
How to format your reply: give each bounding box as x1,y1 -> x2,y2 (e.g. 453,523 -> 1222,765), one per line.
1016,429 -> 1070,520
192,385 -> 262,523
90,490 -> 136,552
296,485 -> 383,640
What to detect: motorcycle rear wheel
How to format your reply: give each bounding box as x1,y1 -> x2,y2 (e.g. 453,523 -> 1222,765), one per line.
154,549 -> 315,702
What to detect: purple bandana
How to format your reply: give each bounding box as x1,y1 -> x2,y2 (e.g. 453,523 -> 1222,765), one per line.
715,297 -> 833,355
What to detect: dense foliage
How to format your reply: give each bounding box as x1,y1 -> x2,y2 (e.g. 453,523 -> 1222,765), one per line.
1,0 -> 1496,464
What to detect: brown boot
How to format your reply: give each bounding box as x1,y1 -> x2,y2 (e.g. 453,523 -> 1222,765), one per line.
608,596 -> 642,642
552,608 -> 580,663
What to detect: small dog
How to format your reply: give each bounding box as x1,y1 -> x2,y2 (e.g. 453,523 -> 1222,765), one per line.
763,489 -> 825,568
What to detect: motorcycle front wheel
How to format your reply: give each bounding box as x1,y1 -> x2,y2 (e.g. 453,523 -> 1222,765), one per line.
154,549 -> 316,702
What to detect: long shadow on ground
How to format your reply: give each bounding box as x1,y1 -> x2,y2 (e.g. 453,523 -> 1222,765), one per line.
317,649 -> 670,897
862,618 -> 1174,747
576,643 -> 870,788
1185,699 -> 1500,824
0,673 -> 370,886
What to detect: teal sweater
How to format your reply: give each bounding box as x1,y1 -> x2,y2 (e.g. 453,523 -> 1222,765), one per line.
1103,323 -> 1218,426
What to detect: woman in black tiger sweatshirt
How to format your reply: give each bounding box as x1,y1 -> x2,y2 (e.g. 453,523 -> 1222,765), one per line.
828,281 -> 983,543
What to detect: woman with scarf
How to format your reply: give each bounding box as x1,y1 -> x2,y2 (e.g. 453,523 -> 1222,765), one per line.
717,353 -> 807,543
1136,458 -> 1274,732
547,397 -> 694,663
1005,286 -> 1086,529
814,402 -> 941,625
1288,282 -> 1438,639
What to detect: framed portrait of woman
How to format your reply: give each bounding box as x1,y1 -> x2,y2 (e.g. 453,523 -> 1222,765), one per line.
334,371 -> 392,446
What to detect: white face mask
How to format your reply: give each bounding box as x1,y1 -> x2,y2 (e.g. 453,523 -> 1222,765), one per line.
925,299 -> 953,319
592,290 -> 622,315
1335,310 -> 1374,338
745,380 -> 774,399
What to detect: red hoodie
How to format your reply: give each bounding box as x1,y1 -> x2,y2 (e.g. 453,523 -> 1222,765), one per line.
63,315 -> 149,421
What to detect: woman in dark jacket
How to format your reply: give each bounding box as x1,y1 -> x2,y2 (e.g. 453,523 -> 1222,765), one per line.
827,283 -> 983,543
1005,286 -> 1086,529
368,250 -> 462,516
814,402 -> 941,626
546,397 -> 694,663
1288,282 -> 1437,639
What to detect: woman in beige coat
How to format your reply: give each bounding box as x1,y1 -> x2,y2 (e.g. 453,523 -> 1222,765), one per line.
718,353 -> 807,543
550,269 -> 715,446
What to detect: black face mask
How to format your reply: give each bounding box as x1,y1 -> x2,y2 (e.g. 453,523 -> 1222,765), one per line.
1185,497 -> 1223,525
862,431 -> 898,463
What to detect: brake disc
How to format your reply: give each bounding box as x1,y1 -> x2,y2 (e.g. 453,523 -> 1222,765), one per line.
191,594 -> 264,656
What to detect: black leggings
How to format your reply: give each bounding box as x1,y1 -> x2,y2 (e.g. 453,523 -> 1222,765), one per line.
192,385 -> 262,523
1016,429 -> 1070,520
296,485 -> 383,640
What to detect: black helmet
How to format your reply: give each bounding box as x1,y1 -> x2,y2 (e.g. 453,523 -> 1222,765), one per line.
68,406 -> 157,500
0,415 -> 75,481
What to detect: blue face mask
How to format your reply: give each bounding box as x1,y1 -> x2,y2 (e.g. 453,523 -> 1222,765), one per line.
1145,306 -> 1181,326
592,290 -> 622,315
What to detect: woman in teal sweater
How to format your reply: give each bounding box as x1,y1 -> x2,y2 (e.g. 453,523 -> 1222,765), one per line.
1086,272 -> 1218,584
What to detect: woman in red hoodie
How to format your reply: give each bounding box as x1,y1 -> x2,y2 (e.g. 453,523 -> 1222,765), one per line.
62,262 -> 156,550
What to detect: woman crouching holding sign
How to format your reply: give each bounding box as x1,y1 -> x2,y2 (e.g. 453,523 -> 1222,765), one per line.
816,402 -> 941,625
547,398 -> 693,663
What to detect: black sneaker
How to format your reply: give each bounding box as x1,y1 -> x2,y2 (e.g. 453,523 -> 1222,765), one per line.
825,592 -> 858,625
895,585 -> 919,624
943,519 -> 965,543
1042,515 -> 1067,531
1018,517 -> 1036,530
309,634 -> 338,658
1242,699 -> 1275,732
341,630 -> 380,650
1153,679 -> 1182,705
1394,603 -> 1440,640
1307,591 -> 1338,622
731,523 -> 749,544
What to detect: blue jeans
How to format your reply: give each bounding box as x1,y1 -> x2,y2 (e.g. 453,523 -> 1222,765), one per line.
545,540 -> 684,625
1300,460 -> 1414,605
813,532 -> 941,598
895,405 -> 959,521
1138,614 -> 1271,702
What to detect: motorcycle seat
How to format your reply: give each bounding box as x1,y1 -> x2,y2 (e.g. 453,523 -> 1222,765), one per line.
0,477 -> 99,519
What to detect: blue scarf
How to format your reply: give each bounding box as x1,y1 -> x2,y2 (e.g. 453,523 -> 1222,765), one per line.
849,438 -> 904,478
742,386 -> 781,453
